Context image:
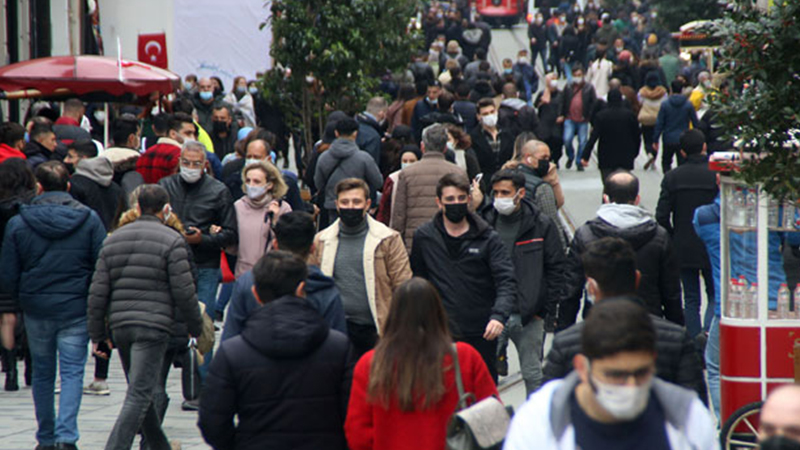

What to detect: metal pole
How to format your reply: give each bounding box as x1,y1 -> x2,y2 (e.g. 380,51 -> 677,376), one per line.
103,102 -> 109,148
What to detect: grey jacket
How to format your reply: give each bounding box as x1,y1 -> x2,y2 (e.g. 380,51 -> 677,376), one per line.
87,215 -> 203,342
313,138 -> 383,209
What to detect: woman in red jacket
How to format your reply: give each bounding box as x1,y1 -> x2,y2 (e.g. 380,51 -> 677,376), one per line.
345,277 -> 498,450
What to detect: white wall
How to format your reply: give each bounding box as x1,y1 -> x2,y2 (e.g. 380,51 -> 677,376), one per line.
98,0 -> 175,62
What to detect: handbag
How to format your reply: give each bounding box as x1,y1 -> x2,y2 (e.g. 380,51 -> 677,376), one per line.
446,345 -> 513,450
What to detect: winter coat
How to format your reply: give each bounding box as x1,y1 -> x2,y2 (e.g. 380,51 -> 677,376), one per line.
504,372 -> 718,450
0,196 -> 30,313
22,140 -> 54,170
638,86 -> 668,126
192,93 -> 231,135
53,117 -> 91,145
480,198 -> 567,326
0,192 -> 105,321
535,90 -> 564,141
70,156 -> 127,230
313,138 -> 383,210
515,164 -> 566,248
223,92 -> 256,128
87,215 -> 204,342
102,147 -> 144,196
312,215 -> 412,334
199,295 -> 354,450
158,173 -> 238,268
498,98 -> 539,138
220,266 -> 348,342
136,138 -> 182,185
391,152 -> 467,249
543,296 -> 706,399
582,104 -> 641,170
0,143 -> 26,165
410,212 -> 516,337
655,154 -> 719,269
453,100 -> 478,132
586,59 -> 614,100
559,204 -> 683,330
411,98 -> 437,140
558,83 -> 597,123
345,342 -> 498,450
469,126 -> 516,177
698,110 -> 732,154
653,95 -> 699,145
233,196 -> 292,278
356,113 -> 383,167
528,22 -> 547,50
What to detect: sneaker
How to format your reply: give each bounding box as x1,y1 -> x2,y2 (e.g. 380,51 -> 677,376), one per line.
84,380 -> 110,396
34,445 -> 56,450
57,444 -> 78,450
181,399 -> 200,411
576,164 -> 584,172
566,158 -> 574,169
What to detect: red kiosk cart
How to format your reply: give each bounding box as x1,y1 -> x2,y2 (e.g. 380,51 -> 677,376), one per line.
713,158 -> 800,449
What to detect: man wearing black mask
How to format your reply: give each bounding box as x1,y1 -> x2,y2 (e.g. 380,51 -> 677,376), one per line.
513,139 -> 566,247
410,172 -> 516,383
311,178 -> 411,358
210,105 -> 238,159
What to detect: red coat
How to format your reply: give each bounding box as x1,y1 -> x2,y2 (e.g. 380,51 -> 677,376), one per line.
0,144 -> 26,165
345,342 -> 498,450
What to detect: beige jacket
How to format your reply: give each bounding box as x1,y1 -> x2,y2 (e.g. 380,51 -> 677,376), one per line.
312,215 -> 412,334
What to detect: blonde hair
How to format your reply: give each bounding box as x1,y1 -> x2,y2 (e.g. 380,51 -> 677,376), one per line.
115,185 -> 185,233
241,160 -> 288,199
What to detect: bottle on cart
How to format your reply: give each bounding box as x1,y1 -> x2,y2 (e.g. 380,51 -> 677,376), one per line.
728,278 -> 740,318
733,189 -> 747,227
744,189 -> 758,227
777,283 -> 790,319
745,282 -> 758,319
783,204 -> 795,230
768,200 -> 780,229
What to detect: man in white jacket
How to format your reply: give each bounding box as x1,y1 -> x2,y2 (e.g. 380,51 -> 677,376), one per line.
505,299 -> 717,450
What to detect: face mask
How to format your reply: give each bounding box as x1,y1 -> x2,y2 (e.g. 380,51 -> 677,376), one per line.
760,436 -> 800,450
236,86 -> 247,95
589,367 -> 652,420
249,86 -> 259,95
428,97 -> 438,106
184,82 -> 194,91
24,132 -> 30,143
245,158 -> 263,167
517,57 -> 529,65
573,76 -> 584,85
535,18 -> 543,25
615,46 -> 624,53
578,18 -> 585,25
161,205 -> 173,224
338,208 -> 365,227
504,68 -> 513,75
401,162 -> 413,170
444,203 -> 469,223
493,196 -> 517,216
180,166 -> 203,184
549,79 -> 559,89
482,113 -> 498,128
212,121 -> 229,135
703,80 -> 712,89
246,184 -> 267,200
151,106 -> 161,117
94,110 -> 106,124
305,76 -> 315,84
199,91 -> 214,102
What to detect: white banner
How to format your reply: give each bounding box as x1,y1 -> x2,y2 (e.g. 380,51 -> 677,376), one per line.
173,0 -> 272,90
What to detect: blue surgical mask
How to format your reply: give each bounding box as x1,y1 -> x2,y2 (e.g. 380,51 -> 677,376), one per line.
184,82 -> 194,91
401,162 -> 412,170
271,151 -> 277,162
235,86 -> 247,95
199,91 -> 214,101
24,132 -> 30,143
249,87 -> 259,95
504,68 -> 513,75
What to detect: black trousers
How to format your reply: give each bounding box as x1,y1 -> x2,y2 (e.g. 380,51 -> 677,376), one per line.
456,335 -> 499,384
662,142 -> 685,173
347,321 -> 378,360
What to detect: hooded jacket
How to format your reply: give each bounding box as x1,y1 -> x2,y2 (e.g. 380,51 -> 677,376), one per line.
0,192 -> 106,320
313,138 -> 383,210
637,85 -> 668,126
70,156 -> 127,230
0,143 -> 26,164
199,295 -> 354,450
499,98 -> 539,138
653,94 -> 699,145
559,203 -> 683,330
356,113 -> 383,167
582,99 -> 641,170
103,147 -> 144,195
23,140 -> 55,170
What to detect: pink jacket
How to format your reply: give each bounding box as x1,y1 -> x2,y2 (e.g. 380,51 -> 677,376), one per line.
233,197 -> 292,278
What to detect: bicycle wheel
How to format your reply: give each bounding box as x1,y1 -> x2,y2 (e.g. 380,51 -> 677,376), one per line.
720,401 -> 762,450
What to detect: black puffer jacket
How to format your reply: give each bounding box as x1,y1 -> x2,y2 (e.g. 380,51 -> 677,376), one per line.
0,196 -> 29,313
87,215 -> 203,342
543,296 -> 707,402
70,156 -> 126,230
558,204 -> 683,330
199,295 -> 353,450
158,173 -> 237,268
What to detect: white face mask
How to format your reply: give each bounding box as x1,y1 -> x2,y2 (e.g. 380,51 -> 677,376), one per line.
151,106 -> 161,117
401,162 -> 413,170
245,158 -> 263,167
446,141 -> 456,151
246,184 -> 268,200
590,366 -> 652,420
535,17 -> 543,25
549,79 -> 559,89
482,113 -> 498,128
573,76 -> 584,84
493,196 -> 517,216
161,205 -> 172,224
179,166 -> 203,184
94,110 -> 106,124
518,57 -> 529,65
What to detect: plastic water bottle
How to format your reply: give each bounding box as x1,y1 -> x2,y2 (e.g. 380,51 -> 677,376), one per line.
784,204 -> 795,230
728,278 -> 740,318
745,189 -> 758,228
777,283 -> 791,319
732,189 -> 746,227
745,282 -> 758,319
768,200 -> 780,229
794,284 -> 800,319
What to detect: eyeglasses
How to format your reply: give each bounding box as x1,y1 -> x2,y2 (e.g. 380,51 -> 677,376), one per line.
600,366 -> 655,385
180,159 -> 204,168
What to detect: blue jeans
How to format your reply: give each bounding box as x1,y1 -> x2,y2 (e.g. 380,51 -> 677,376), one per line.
196,268 -> 219,381
563,119 -> 589,162
681,268 -> 716,338
564,62 -> 573,83
705,316 -> 720,420
214,283 -> 234,316
25,315 -> 89,446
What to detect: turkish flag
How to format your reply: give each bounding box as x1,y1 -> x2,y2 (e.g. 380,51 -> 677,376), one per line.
137,33 -> 168,69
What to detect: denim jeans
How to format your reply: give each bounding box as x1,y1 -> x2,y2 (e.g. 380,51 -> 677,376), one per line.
705,316 -> 720,420
681,268 -> 716,338
25,314 -> 89,446
564,62 -> 573,83
196,268 -> 219,381
498,314 -> 545,397
106,326 -> 171,450
563,119 -> 589,162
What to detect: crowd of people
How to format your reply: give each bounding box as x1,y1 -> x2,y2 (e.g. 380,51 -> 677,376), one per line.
0,1 -> 797,450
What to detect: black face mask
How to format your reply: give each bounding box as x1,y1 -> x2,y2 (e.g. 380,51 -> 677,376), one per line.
338,208 -> 365,228
444,203 -> 469,223
212,121 -> 229,135
534,158 -> 550,177
760,436 -> 800,450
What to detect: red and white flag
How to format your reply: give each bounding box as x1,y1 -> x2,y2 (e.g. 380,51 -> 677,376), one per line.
137,33 -> 168,69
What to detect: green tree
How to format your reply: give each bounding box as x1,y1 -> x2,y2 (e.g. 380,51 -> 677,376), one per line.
709,1 -> 800,200
259,0 -> 419,157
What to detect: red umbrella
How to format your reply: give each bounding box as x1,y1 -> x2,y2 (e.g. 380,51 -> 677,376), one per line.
0,55 -> 180,100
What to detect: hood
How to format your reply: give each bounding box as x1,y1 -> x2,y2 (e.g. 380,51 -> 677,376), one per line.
305,265 -> 337,295
668,94 -> 688,107
74,156 -> 114,187
357,113 -> 382,133
103,147 -> 140,167
500,98 -> 527,111
21,192 -> 91,239
639,86 -> 667,100
327,138 -> 359,159
590,204 -> 657,249
240,295 -> 329,358
462,28 -> 483,45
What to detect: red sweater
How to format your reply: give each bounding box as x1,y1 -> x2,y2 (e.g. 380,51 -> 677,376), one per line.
0,144 -> 27,164
345,342 -> 498,450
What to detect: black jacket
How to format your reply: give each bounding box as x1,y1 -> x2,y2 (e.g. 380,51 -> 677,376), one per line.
0,196 -> 29,313
469,126 -> 515,177
158,174 -> 237,268
534,90 -> 564,141
199,295 -> 354,450
527,23 -> 547,50
559,204 -> 683,330
655,154 -> 719,269
582,104 -> 641,170
544,296 -> 707,401
70,157 -> 126,231
481,198 -> 567,327
410,212 -> 516,337
558,83 -> 597,123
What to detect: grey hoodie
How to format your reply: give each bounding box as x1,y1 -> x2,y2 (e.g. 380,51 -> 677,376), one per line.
75,156 -> 114,187
313,138 -> 383,209
596,203 -> 654,229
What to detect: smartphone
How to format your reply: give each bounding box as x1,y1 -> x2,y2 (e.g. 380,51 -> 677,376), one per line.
185,228 -> 198,236
474,173 -> 484,184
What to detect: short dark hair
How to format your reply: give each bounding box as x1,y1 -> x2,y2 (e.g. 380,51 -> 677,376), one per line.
475,48 -> 487,61
169,113 -> 194,133
152,114 -> 170,135
212,104 -> 232,117
582,237 -> 637,297
571,63 -> 585,74
476,97 -> 495,113
137,184 -> 170,215
438,91 -> 455,112
603,170 -> 639,204
581,299 -> 656,360
335,178 -> 370,200
436,172 -> 470,198
680,129 -> 706,155
29,122 -> 54,141
273,212 -> 316,259
35,161 -> 70,192
335,117 -> 359,136
0,122 -> 25,146
491,169 -> 525,191
112,115 -> 140,147
0,158 -> 36,201
172,98 -> 194,115
68,140 -> 98,158
671,79 -> 684,94
252,250 -> 308,303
